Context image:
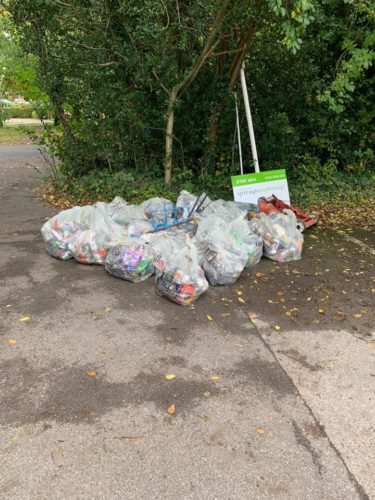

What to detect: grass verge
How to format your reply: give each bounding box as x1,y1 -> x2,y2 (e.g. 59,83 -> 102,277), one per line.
0,125 -> 44,144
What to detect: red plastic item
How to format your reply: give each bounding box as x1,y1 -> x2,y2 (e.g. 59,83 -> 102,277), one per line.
257,195 -> 318,231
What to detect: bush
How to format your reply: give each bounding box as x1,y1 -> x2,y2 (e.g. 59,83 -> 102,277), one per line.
3,105 -> 34,119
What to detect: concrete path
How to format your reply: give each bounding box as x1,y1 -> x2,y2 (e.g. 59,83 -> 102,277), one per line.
4,118 -> 53,126
0,145 -> 374,499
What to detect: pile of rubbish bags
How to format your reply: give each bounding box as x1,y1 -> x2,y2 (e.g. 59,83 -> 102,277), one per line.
41,191 -> 303,305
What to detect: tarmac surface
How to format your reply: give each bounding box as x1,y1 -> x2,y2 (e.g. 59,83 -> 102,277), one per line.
0,145 -> 374,499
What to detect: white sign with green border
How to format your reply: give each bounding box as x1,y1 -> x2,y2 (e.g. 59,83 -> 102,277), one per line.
231,169 -> 290,205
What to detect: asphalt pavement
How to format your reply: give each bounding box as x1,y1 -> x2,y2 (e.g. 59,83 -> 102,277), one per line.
0,145 -> 374,499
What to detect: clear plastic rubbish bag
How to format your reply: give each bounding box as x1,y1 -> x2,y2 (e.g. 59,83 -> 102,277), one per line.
127,219 -> 153,238
149,231 -> 187,275
111,204 -> 146,226
155,241 -> 208,305
106,197 -> 128,217
141,197 -> 174,219
41,205 -> 92,260
195,216 -> 249,285
72,202 -> 127,264
176,190 -> 197,216
229,217 -> 263,268
249,209 -> 303,262
202,199 -> 246,221
105,240 -> 153,282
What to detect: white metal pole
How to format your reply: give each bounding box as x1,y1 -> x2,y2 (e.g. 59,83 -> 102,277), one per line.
235,92 -> 243,175
240,61 -> 260,173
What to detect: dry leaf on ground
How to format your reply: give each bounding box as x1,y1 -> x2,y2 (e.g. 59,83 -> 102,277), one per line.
167,404 -> 176,415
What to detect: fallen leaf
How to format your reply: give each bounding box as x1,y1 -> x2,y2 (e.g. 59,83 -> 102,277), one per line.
236,290 -> 243,296
318,308 -> 325,314
248,312 -> 257,319
104,306 -> 112,313
203,391 -> 210,397
207,315 -> 213,321
353,313 -> 362,318
367,342 -> 375,349
238,298 -> 245,304
167,404 -> 175,415
327,362 -> 334,369
7,339 -> 17,345
86,370 -> 97,377
165,374 -> 176,380
5,304 -> 11,308
20,316 -> 30,322
203,415 -> 212,422
210,375 -> 220,381
274,325 -> 281,331
256,427 -> 266,435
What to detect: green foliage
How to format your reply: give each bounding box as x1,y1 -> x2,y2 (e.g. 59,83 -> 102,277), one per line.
2,0 -> 374,200
2,104 -> 34,118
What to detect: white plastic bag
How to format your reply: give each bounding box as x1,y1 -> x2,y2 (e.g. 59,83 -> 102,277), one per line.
155,240 -> 208,305
105,239 -> 153,282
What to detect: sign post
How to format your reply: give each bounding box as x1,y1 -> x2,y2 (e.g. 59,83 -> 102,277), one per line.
240,61 -> 259,173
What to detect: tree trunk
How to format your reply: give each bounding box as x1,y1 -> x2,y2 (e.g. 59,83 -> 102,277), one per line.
163,0 -> 232,184
164,88 -> 177,185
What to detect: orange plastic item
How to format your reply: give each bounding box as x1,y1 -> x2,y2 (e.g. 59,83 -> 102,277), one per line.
257,195 -> 318,231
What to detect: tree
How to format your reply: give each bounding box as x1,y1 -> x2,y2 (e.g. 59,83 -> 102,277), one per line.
2,0 -> 373,189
